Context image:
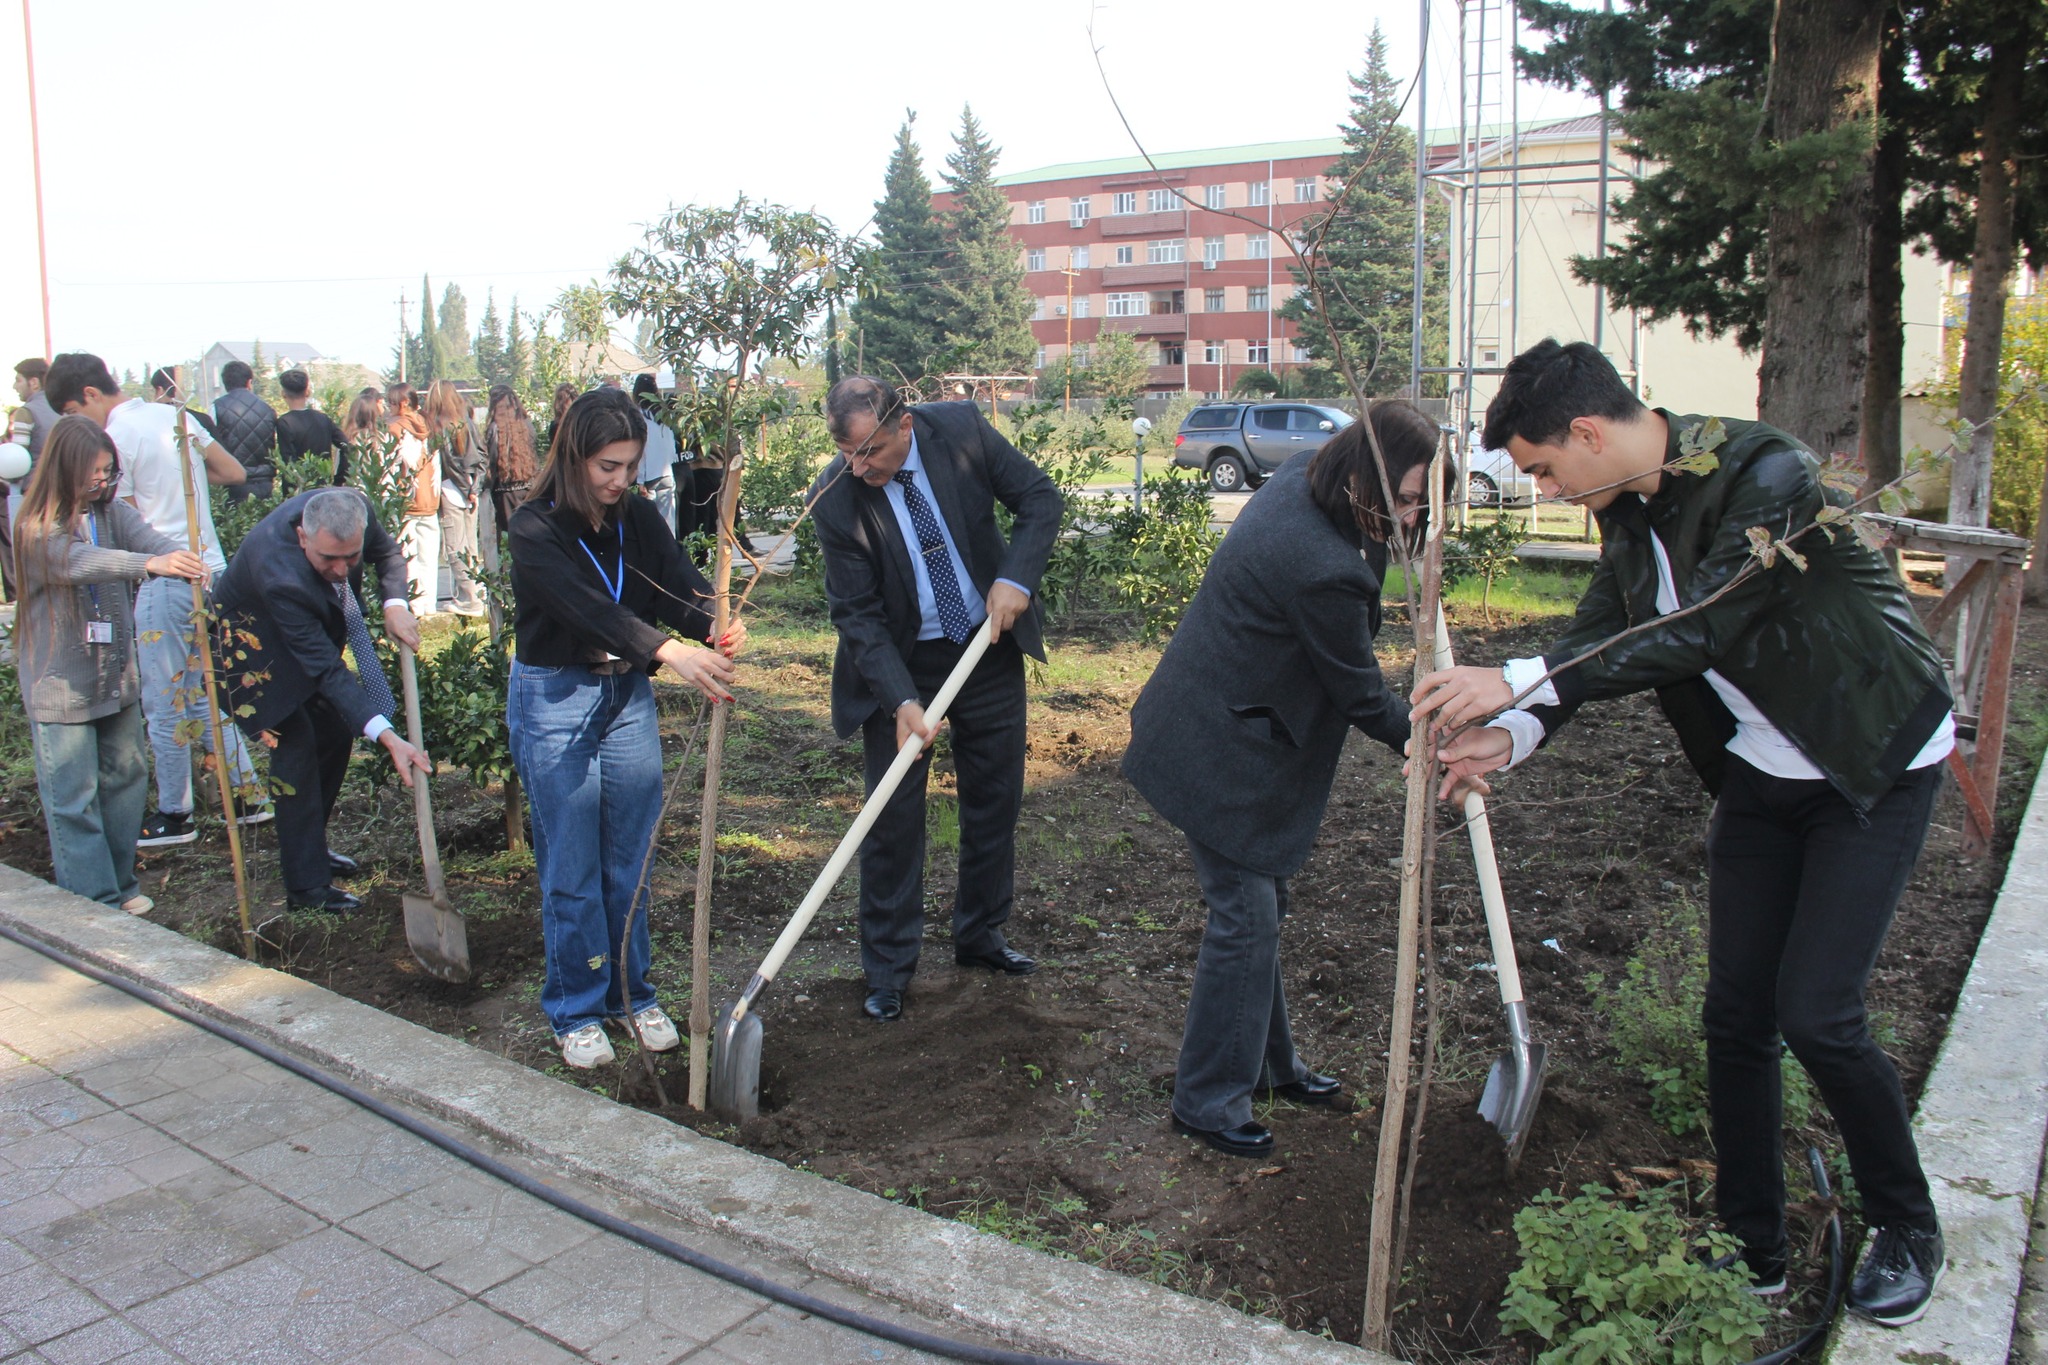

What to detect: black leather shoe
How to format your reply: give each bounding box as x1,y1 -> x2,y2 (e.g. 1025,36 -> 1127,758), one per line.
863,988 -> 903,1021
955,945 -> 1038,975
289,886 -> 362,914
327,850 -> 360,878
1849,1222 -> 1944,1326
1260,1072 -> 1344,1106
1172,1116 -> 1275,1158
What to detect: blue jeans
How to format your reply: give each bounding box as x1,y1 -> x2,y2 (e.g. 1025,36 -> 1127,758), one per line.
507,660 -> 663,1037
32,705 -> 148,907
134,576 -> 261,816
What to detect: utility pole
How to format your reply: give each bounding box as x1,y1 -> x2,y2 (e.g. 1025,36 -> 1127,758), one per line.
1060,266 -> 1080,412
398,291 -> 408,382
23,0 -> 52,359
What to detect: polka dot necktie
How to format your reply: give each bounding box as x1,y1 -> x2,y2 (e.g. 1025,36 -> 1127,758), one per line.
893,470 -> 973,644
334,582 -> 398,720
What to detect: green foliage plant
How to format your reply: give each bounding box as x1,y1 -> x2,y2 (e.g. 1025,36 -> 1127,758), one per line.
1447,514 -> 1527,624
849,112 -> 951,387
1585,893 -> 1813,1136
1498,1184 -> 1769,1364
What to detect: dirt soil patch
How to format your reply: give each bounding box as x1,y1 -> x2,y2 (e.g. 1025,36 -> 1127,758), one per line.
10,586 -> 2043,1360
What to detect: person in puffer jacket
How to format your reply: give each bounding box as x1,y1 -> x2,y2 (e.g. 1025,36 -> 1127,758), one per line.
212,359 -> 277,500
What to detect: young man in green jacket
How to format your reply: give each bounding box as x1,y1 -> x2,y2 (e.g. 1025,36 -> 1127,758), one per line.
1413,340 -> 1952,1327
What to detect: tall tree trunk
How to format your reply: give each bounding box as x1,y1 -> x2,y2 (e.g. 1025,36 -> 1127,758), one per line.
1951,35 -> 2023,537
1755,0 -> 1884,457
1861,24 -> 1908,498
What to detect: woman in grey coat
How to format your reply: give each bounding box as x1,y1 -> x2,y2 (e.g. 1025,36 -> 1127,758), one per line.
1122,400 -> 1444,1157
13,417 -> 207,912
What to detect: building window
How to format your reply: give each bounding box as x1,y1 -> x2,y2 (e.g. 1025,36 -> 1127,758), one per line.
1247,341 -> 1271,365
1033,297 -> 1047,320
1291,343 -> 1312,363
1114,245 -> 1134,265
1107,292 -> 1146,317
1204,184 -> 1227,210
1205,287 -> 1225,311
1146,238 -> 1185,264
1203,339 -> 1224,363
1071,245 -> 1090,269
1146,188 -> 1176,213
1248,285 -> 1270,311
1112,191 -> 1137,215
1293,177 -> 1317,203
1203,236 -> 1224,264
1036,347 -> 1047,369
1026,247 -> 1046,272
1074,296 -> 1091,318
1027,199 -> 1046,224
1248,180 -> 1270,207
1073,345 -> 1091,367
1161,342 -> 1185,366
1247,234 -> 1270,260
1069,197 -> 1091,225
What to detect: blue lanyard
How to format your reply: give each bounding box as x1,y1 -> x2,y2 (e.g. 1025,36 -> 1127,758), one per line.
578,518 -> 626,603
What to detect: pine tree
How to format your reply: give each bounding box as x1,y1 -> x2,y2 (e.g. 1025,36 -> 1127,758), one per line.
849,112 -> 951,385
412,275 -> 446,383
248,338 -> 280,403
936,107 -> 1036,377
474,290 -> 507,388
1280,25 -> 1448,396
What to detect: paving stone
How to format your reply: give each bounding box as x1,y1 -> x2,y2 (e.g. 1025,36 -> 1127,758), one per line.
35,1314 -> 153,1365
0,1262 -> 109,1346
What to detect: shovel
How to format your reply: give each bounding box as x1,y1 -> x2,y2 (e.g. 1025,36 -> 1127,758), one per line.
709,620 -> 997,1122
398,647 -> 470,983
1432,613 -> 1546,1169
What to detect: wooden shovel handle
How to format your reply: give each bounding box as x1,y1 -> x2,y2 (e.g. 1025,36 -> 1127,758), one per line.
399,648 -> 446,901
1431,613 -> 1526,1007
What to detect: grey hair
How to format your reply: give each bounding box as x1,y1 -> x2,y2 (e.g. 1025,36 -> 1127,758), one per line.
302,489 -> 368,541
823,375 -> 908,441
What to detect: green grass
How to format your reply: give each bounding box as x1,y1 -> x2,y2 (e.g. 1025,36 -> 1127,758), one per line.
1382,561 -> 1590,618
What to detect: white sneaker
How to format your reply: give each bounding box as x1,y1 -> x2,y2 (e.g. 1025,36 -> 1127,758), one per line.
558,1023 -> 616,1069
120,895 -> 154,916
235,805 -> 275,827
626,1005 -> 681,1052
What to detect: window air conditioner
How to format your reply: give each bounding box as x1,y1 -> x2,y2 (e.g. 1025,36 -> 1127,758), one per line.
1054,305 -> 1067,316
1202,260 -> 1218,270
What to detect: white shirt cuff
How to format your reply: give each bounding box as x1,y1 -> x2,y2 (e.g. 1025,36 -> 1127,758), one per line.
1504,656 -> 1559,709
380,598 -> 408,611
363,716 -> 393,743
1487,711 -> 1545,769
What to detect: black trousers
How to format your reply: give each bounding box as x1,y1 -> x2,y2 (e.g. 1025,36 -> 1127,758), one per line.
856,637 -> 1026,989
1171,835 -> 1307,1130
1703,755 -> 1943,1250
266,695 -> 354,897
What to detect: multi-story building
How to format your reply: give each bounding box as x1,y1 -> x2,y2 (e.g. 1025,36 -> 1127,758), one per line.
994,138 -> 1348,396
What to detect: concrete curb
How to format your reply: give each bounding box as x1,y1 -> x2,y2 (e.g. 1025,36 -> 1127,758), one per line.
0,864 -> 1388,1365
1827,756 -> 2048,1365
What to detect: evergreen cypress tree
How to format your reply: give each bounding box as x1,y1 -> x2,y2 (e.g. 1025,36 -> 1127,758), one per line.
474,290 -> 507,388
439,283 -> 474,377
850,112 -> 950,385
504,301 -> 529,387
936,106 -> 1036,377
1280,25 -> 1448,395
414,275 -> 444,382
248,338 -> 271,400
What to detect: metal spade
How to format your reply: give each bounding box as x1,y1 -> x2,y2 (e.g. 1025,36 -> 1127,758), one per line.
709,621 -> 997,1122
399,648 -> 470,983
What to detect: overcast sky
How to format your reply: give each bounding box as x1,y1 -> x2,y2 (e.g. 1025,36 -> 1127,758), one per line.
1,0 -> 1594,378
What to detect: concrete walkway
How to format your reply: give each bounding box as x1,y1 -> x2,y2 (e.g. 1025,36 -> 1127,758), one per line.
0,931 -> 968,1365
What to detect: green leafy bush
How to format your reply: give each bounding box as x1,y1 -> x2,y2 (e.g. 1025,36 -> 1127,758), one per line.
1586,894 -> 1814,1136
1499,1185 -> 1769,1364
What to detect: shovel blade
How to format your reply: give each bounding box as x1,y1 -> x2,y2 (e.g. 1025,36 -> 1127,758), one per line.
1478,1041 -> 1549,1172
402,892 -> 471,984
708,1007 -> 762,1123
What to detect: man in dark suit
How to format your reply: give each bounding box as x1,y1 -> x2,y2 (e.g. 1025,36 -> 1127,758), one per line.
214,488 -> 431,911
810,377 -> 1064,1021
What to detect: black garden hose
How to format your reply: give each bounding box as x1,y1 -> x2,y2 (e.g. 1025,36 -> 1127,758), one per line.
0,920 -> 1111,1365
1744,1147 -> 1847,1365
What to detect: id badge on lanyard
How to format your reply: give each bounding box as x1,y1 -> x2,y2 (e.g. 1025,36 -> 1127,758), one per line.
81,514 -> 113,646
580,518 -> 626,663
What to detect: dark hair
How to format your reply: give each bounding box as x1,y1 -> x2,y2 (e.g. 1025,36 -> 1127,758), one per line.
221,360 -> 254,390
1481,339 -> 1647,451
279,368 -> 309,397
632,373 -> 658,401
148,367 -> 179,397
551,382 -> 578,420
14,357 -> 47,382
1306,400 -> 1445,541
528,389 -> 647,528
385,380 -> 416,412
488,385 -> 538,486
44,353 -> 120,413
823,375 -> 909,442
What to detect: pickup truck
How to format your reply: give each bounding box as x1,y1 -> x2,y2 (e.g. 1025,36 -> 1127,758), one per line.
1170,402 -> 1354,492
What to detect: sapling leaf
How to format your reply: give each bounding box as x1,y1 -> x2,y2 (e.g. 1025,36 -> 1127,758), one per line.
1819,453 -> 1864,496
1744,525 -> 1777,567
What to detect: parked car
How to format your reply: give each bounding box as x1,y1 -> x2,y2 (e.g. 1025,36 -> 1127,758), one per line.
1463,440 -> 1537,508
1172,402 -> 1355,492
